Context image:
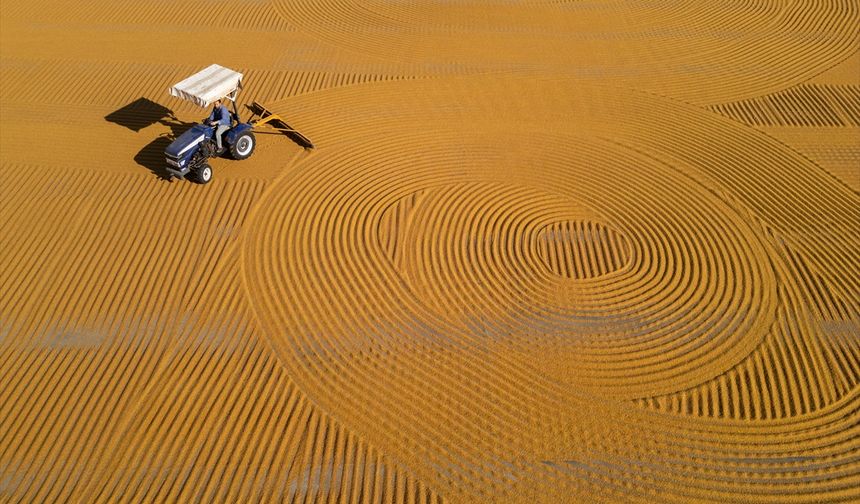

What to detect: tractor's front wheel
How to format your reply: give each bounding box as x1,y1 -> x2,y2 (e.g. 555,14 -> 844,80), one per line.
231,131 -> 256,160
192,163 -> 213,184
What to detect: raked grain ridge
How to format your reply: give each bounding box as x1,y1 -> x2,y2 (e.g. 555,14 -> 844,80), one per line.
1,0 -> 859,503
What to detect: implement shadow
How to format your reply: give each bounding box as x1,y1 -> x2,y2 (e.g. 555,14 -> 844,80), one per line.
105,97 -> 194,179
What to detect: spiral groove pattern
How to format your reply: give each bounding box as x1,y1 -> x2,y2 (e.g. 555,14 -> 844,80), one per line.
242,78 -> 860,501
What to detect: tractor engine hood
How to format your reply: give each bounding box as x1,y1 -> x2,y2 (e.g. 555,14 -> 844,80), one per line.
165,124 -> 210,158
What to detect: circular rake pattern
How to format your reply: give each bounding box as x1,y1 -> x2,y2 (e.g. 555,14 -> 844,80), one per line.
240,77 -> 859,501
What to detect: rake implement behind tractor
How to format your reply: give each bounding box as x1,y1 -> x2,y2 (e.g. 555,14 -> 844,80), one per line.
247,101 -> 315,150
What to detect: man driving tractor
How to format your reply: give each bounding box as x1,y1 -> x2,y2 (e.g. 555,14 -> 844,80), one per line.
206,98 -> 231,151
164,64 -> 313,183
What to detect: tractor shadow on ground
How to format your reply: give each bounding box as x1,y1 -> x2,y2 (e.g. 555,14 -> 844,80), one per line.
134,136 -> 178,180
105,97 -> 195,180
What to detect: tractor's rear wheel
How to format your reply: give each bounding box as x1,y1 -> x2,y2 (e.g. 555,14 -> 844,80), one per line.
192,163 -> 213,184
231,131 -> 256,160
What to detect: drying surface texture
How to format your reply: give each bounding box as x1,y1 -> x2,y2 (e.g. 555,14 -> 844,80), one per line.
1,1 -> 859,503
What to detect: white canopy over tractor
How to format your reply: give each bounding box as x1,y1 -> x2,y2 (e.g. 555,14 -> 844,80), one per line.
168,64 -> 243,108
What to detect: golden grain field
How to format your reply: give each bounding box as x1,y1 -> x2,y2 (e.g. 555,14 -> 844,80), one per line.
1,1 -> 859,503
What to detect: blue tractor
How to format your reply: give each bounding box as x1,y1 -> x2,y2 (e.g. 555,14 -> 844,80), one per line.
163,64 -> 313,183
